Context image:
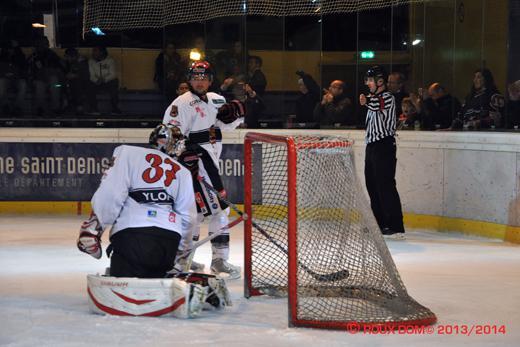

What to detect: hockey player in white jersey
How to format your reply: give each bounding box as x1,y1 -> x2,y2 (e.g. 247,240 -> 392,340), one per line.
163,61 -> 244,279
77,124 -> 197,278
77,125 -> 233,318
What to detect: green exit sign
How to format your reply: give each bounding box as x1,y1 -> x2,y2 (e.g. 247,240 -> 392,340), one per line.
360,51 -> 375,59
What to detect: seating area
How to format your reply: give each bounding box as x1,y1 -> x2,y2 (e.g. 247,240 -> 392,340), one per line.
0,89 -> 303,128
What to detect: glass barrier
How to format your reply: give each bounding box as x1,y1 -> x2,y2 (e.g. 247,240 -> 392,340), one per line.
0,0 -> 517,131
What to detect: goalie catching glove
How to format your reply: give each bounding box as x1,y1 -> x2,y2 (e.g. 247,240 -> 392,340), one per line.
77,212 -> 104,259
216,99 -> 245,124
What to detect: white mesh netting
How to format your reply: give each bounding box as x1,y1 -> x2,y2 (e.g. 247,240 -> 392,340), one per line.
83,0 -> 436,34
245,134 -> 436,328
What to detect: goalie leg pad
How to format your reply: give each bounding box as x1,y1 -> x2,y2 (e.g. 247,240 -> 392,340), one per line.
86,274 -> 207,318
207,276 -> 232,308
173,272 -> 232,308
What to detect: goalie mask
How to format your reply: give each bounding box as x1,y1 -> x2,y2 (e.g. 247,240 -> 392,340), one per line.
187,61 -> 214,82
149,124 -> 183,155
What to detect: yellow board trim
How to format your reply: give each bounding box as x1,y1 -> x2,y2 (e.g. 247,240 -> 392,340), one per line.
1,202 -> 519,244
0,201 -> 94,215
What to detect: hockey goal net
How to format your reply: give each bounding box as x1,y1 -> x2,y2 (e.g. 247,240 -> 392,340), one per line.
83,0 -> 437,34
243,132 -> 436,329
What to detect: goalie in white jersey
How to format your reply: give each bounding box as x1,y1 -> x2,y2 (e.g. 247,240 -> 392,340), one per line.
77,124 -> 197,278
163,61 -> 244,279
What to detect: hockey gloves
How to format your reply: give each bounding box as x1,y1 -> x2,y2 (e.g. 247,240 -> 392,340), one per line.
216,99 -> 245,124
178,150 -> 200,179
77,212 -> 104,259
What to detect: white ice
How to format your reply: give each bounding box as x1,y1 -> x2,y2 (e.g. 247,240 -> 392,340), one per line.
1,215 -> 519,347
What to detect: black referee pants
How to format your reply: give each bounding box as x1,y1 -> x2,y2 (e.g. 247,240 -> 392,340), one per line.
109,227 -> 181,278
364,136 -> 405,233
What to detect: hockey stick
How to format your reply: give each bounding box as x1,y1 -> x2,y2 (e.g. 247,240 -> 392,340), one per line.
180,216 -> 244,258
169,216 -> 244,273
198,177 -> 350,282
196,177 -> 249,221
181,216 -> 243,272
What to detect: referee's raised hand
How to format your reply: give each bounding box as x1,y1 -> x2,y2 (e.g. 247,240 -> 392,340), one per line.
359,94 -> 367,106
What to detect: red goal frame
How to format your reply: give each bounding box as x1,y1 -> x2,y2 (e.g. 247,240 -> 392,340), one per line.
243,132 -> 437,330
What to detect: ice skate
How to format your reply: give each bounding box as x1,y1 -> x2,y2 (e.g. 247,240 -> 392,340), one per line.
190,260 -> 205,272
210,259 -> 241,280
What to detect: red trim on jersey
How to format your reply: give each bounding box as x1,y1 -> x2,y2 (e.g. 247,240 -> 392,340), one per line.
378,96 -> 385,111
87,287 -> 186,316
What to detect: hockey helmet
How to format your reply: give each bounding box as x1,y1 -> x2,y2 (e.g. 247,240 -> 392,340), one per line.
149,124 -> 183,154
187,60 -> 214,82
365,65 -> 387,83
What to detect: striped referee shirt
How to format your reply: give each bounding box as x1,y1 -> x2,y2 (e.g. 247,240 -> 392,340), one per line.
364,91 -> 397,144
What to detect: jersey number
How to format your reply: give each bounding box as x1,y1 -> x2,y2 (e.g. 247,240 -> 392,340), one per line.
142,153 -> 181,187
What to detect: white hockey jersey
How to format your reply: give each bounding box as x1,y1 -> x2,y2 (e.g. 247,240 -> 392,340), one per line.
91,145 -> 196,249
162,91 -> 243,167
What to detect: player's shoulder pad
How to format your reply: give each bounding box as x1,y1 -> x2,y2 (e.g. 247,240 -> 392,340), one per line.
109,144 -> 138,169
173,91 -> 193,105
207,92 -> 226,107
112,144 -> 131,157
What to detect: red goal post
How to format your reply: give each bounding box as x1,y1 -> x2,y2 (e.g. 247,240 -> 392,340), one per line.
243,132 -> 436,330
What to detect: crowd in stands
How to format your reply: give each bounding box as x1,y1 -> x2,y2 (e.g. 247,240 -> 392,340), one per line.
0,37 -> 121,117
1,35 -> 519,131
396,68 -> 516,131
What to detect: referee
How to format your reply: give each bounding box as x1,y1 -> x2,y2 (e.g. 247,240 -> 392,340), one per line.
359,66 -> 405,239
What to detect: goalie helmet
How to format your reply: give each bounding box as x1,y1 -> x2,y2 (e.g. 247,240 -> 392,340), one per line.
187,61 -> 214,82
149,124 -> 183,155
365,65 -> 387,83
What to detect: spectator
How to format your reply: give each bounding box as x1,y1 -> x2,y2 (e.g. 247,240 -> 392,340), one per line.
219,71 -> 247,101
294,70 -> 320,123
154,41 -> 185,102
27,36 -> 63,117
176,81 -> 190,96
421,83 -> 461,130
387,72 -> 409,118
246,55 -> 267,96
313,80 -> 354,127
87,46 -> 121,115
62,48 -> 89,114
506,80 -> 520,130
0,40 -> 27,116
215,41 -> 246,82
242,82 -> 264,128
451,68 -> 505,130
398,96 -> 422,130
220,74 -> 263,128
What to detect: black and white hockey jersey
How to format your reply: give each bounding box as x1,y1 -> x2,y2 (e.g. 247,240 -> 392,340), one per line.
365,91 -> 397,144
162,91 -> 243,168
91,145 -> 197,249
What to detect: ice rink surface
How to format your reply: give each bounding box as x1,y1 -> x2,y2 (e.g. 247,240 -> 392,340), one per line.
1,215 -> 519,347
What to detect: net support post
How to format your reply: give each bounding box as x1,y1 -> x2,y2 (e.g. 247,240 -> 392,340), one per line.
286,137 -> 299,327
244,136 -> 254,298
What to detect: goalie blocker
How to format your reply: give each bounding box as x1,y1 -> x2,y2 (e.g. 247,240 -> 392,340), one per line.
87,272 -> 231,318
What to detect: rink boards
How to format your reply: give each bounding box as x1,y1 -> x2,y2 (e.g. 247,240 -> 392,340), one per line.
0,128 -> 519,244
